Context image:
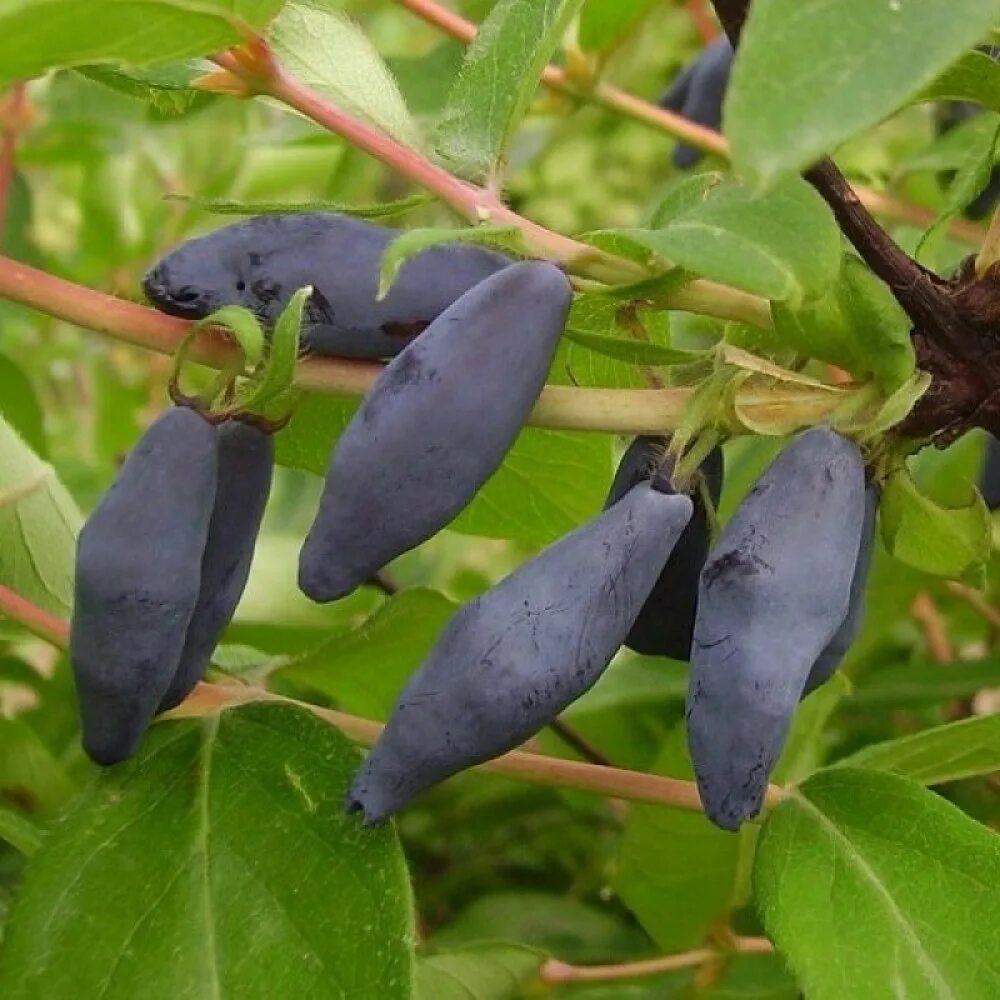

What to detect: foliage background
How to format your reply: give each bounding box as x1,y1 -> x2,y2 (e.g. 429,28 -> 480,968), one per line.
0,0 -> 998,997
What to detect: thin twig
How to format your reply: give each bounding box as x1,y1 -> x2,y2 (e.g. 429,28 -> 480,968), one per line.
392,0 -> 983,246
173,682 -> 788,814
540,935 -> 773,983
0,579 -> 784,816
547,717 -> 612,767
945,581 -> 1000,630
911,592 -> 954,663
0,254 -> 854,434
686,0 -> 720,43
212,50 -> 636,287
0,583 -> 70,648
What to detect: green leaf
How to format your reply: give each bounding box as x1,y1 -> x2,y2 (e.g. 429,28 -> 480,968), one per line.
578,0 -> 658,52
840,714 -> 1000,786
563,328 -> 703,367
274,589 -> 458,720
0,703 -> 415,999
171,193 -> 432,218
235,285 -> 308,418
0,717 -> 77,815
194,304 -> 265,370
276,396 -> 612,546
76,63 -> 215,118
415,942 -> 545,1000
267,1 -> 424,150
0,0 -> 286,89
432,892 -> 646,963
0,353 -> 47,458
921,49 -> 1000,115
435,0 -> 585,182
726,0 -> 1000,186
851,658 -> 1000,707
880,466 -> 990,580
616,726 -> 741,952
0,805 -> 43,858
0,416 -> 81,616
771,254 -> 915,389
448,428 -> 611,545
917,113 -> 1000,262
755,768 -> 1000,999
608,173 -> 841,305
378,226 -> 522,300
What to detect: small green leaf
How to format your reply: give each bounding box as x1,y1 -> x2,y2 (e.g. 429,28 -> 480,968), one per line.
727,0 -> 1000,186
578,0 -> 659,53
75,62 -> 215,118
435,0 -> 585,182
840,714 -> 1000,786
0,703 -> 415,999
755,768 -> 1000,1000
194,304 -> 264,370
921,49 -> 1000,114
0,805 -> 43,858
918,113 -> 1000,263
771,254 -> 915,389
0,353 -> 47,458
607,174 -> 841,305
378,227 -> 521,300
851,658 -> 1000,707
267,1 -> 424,150
170,193 -> 432,219
564,328 -> 705,367
415,942 -> 545,1000
0,417 -> 81,617
880,467 -> 990,579
235,285 -> 308,418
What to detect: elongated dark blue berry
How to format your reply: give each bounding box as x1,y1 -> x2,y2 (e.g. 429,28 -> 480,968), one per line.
661,37 -> 733,169
347,484 -> 694,823
686,427 -> 866,830
70,407 -> 218,765
298,261 -> 572,603
605,437 -> 723,660
158,420 -> 274,711
803,486 -> 879,696
143,213 -> 509,358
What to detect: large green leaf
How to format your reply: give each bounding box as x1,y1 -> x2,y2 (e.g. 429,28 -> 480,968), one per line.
435,0 -> 585,182
274,589 -> 458,720
415,942 -> 545,1000
0,703 -> 415,999
0,416 -> 81,616
0,0 -> 286,89
755,768 -> 1000,999
840,715 -> 1000,785
608,173 -> 841,305
267,1 -> 423,150
726,0 -> 1000,186
615,727 -> 741,952
277,394 -> 612,545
